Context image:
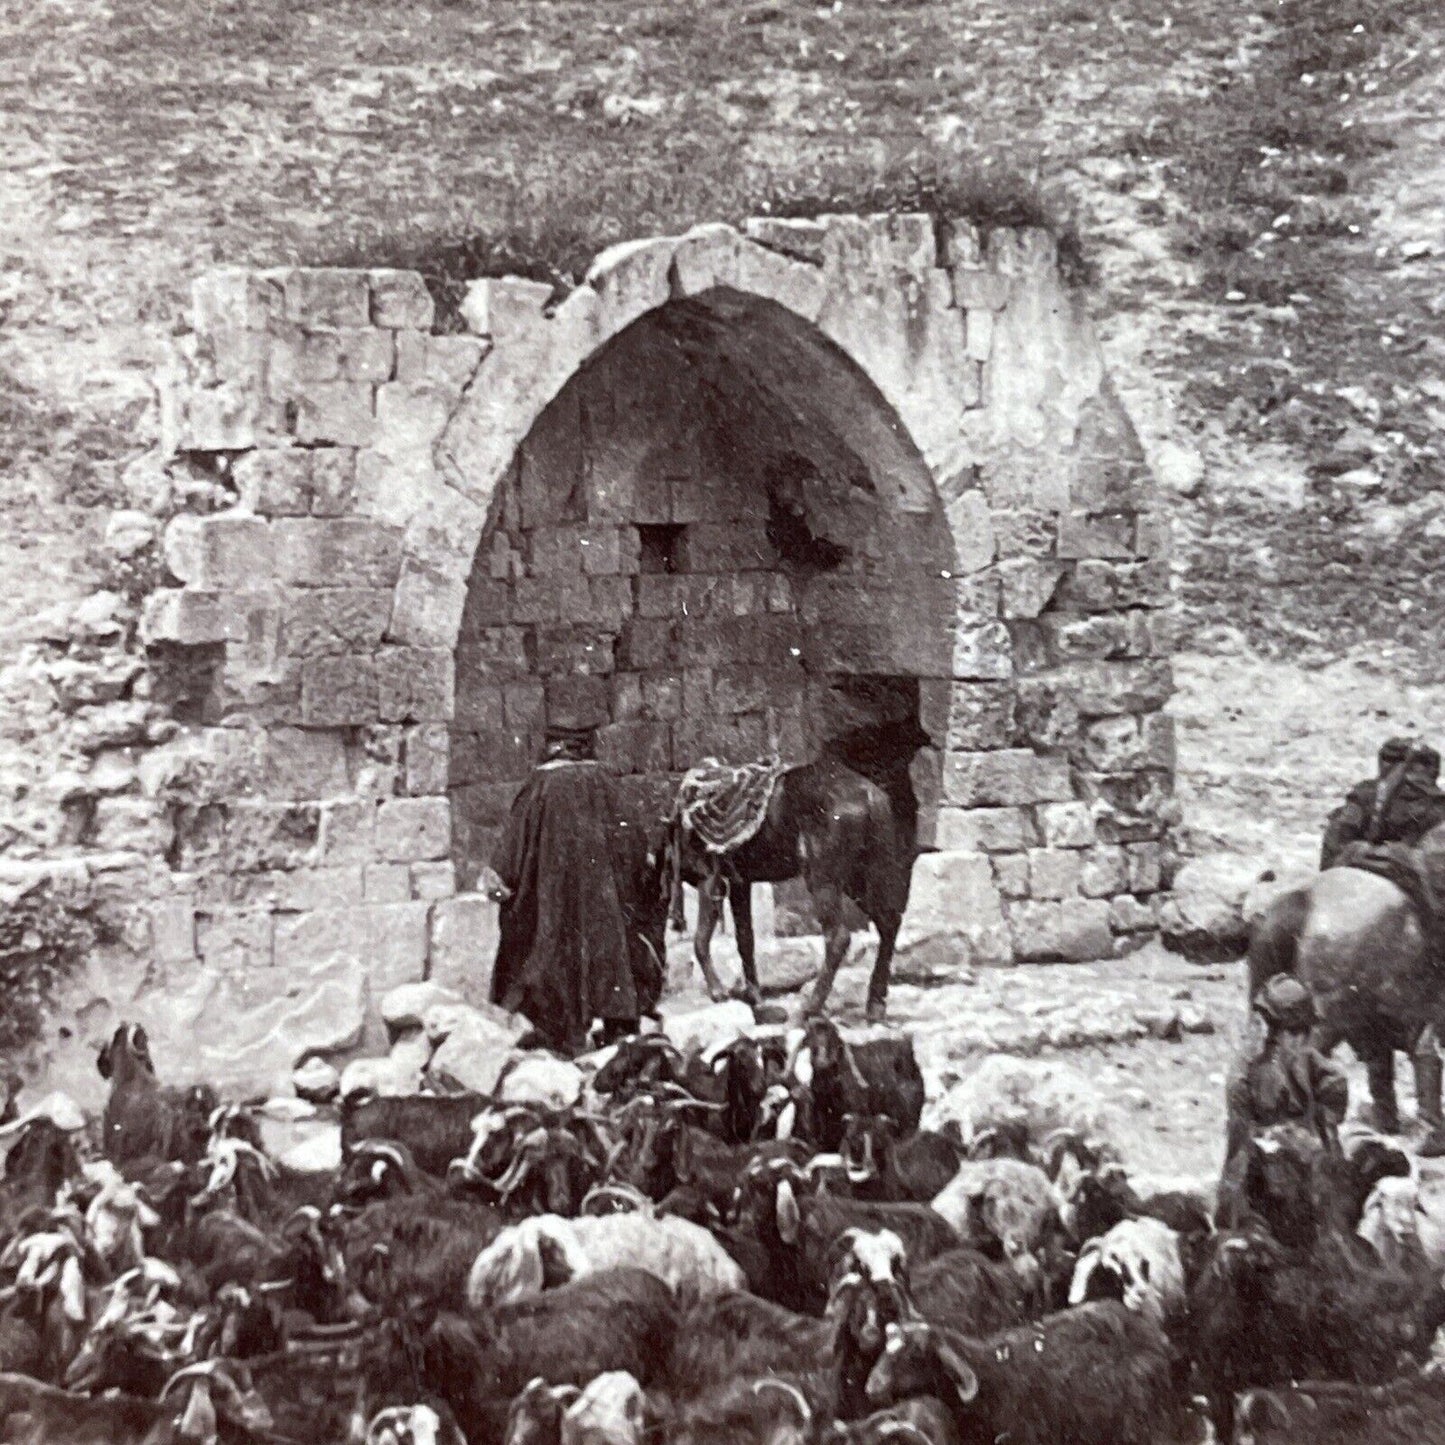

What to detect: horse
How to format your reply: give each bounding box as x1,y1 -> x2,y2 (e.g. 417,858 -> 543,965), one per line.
1248,820 -> 1445,1148
660,722 -> 929,1023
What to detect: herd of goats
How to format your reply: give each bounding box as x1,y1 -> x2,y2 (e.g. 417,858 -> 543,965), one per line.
0,1011 -> 1443,1445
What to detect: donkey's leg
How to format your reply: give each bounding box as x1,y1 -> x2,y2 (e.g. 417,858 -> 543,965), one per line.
865,909 -> 902,1024
1361,1042 -> 1401,1134
730,881 -> 761,1006
804,880 -> 851,1018
694,873 -> 730,1002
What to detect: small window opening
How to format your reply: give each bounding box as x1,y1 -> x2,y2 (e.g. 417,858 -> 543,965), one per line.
638,523 -> 686,575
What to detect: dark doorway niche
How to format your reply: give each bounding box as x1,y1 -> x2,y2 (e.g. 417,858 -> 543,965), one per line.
637,523 -> 686,575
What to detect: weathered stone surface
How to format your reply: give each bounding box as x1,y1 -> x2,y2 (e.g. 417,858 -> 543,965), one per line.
300,655 -> 378,727
364,864 -> 411,903
381,980 -> 464,1037
276,519 -> 403,588
1008,898 -> 1113,962
1028,848 -> 1082,899
896,851 -> 1011,974
1036,801 -> 1096,848
1080,845 -> 1128,898
274,902 -> 429,993
938,683 -> 1015,750
997,559 -> 1065,619
1058,661 -> 1174,716
292,1057 -> 340,1102
428,1013 -> 515,1095
943,749 -> 1073,807
376,797 -> 450,862
429,893 -> 500,1007
934,806 -> 1037,853
376,647 -> 454,723
164,514 -> 274,588
283,269 -> 370,328
369,269 -> 435,329
411,861 -> 457,901
951,620 -> 1013,681
1158,852 -> 1262,962
281,589 -> 392,657
661,1000 -> 756,1056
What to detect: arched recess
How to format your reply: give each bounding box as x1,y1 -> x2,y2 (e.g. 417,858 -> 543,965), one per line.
446,289 -> 961,887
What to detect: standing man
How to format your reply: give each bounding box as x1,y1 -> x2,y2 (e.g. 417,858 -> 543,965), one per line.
1321,737 -> 1445,869
483,726 -> 665,1055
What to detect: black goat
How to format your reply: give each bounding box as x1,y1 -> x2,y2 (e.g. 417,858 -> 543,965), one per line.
97,1023 -> 217,1171
735,1158 -> 959,1313
794,1021 -> 923,1153
671,1290 -> 833,1402
1189,1225 -> 1445,1441
1235,1372 -> 1445,1445
364,1267 -> 678,1443
827,1397 -> 959,1445
342,1091 -> 489,1178
865,1305 -> 1196,1445
839,1116 -> 961,1203
0,1120 -> 81,1239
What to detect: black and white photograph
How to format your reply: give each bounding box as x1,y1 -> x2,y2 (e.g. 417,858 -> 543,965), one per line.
0,0 -> 1442,1438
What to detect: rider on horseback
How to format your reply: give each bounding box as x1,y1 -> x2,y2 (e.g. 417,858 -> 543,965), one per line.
1320,737 -> 1445,869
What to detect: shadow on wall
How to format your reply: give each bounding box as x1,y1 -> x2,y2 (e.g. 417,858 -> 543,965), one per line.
447,291 -> 959,891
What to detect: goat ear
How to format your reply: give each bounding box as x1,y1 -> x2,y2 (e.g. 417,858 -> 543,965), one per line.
776,1178 -> 801,1244
934,1336 -> 980,1405
176,1379 -> 218,1444
673,1121 -> 693,1183
96,1039 -> 113,1080
1237,1390 -> 1290,1434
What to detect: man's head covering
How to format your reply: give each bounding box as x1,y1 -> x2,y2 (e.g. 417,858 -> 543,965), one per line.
542,725 -> 596,762
1255,974 -> 1316,1031
1379,737 -> 1416,772
1405,743 -> 1442,784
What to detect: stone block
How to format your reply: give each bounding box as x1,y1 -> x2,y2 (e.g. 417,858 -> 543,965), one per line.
1109,894 -> 1158,933
1008,898 -> 1113,963
611,673 -> 645,722
269,866 -> 365,910
544,675 -> 610,730
376,647 -> 454,723
280,589 -> 392,657
532,625 -> 616,677
258,727 -> 350,800
234,449 -> 313,516
1126,842 -> 1164,894
935,806 -> 1037,853
682,668 -> 713,717
275,901 -> 429,993
164,514 -> 274,589
942,749 -> 1073,807
368,269 -> 435,329
1082,715 -> 1143,771
952,620 -> 1013,681
403,724 -> 450,796
275,519 -> 402,588
376,797 -> 450,862
1057,559 -> 1170,613
193,267 -> 286,332
141,590 -> 239,646
502,681 -> 546,730
940,682 -> 1016,750
1037,800 -> 1096,848
1061,661 -> 1174,717
895,850 -> 1012,973
1040,613 -> 1130,662
459,276 -> 551,339
640,673 -> 683,721
1056,513 -> 1134,561
152,899 -> 197,963
291,382 -> 377,446
965,306 -> 995,363
300,655 -> 378,726
223,802 -> 322,872
283,270 -> 370,329
1080,845 -> 1128,898
677,521 -> 775,573
388,561 -> 467,648
428,893 -> 501,1007
952,267 -> 1010,310
992,510 -> 1057,559
619,617 -> 677,671
319,800 -> 378,863
364,863 -> 411,903
992,853 -> 1031,898
310,450 -> 357,516
596,720 -> 672,775
1141,713 -> 1176,770
197,907 -> 276,973
1015,679 -> 1081,750
589,576 -> 632,628
998,559 -> 1065,620
1027,848 -> 1081,900
411,861 -> 456,901
1134,513 -> 1172,560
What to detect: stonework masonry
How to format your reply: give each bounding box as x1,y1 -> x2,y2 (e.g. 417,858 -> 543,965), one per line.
8,213 -> 1177,1098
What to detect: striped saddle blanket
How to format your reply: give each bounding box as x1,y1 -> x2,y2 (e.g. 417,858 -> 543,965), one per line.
673,757 -> 787,855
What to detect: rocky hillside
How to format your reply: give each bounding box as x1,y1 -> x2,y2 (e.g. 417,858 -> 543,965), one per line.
1,0 -> 1442,878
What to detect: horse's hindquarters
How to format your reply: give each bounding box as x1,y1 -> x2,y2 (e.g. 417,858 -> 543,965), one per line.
1298,869 -> 1435,1044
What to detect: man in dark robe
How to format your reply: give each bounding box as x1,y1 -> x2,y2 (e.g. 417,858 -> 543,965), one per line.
1321,737 -> 1445,869
484,728 -> 664,1055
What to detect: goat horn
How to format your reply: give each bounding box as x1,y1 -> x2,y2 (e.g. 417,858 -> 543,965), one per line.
874,1425 -> 935,1445
752,1379 -> 812,1426
580,1183 -> 655,1216
161,1360 -> 221,1396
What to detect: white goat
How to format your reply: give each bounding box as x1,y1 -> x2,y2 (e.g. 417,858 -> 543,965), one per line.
1359,1173 -> 1445,1271
561,1371 -> 649,1445
466,1212 -> 746,1311
1068,1217 -> 1186,1328
930,1158 -> 1061,1262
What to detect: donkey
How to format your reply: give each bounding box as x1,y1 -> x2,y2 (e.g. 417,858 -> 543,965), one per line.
662,721 -> 930,1022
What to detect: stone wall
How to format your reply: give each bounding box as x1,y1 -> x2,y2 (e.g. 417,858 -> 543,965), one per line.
6,212 -> 1176,1101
